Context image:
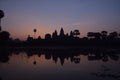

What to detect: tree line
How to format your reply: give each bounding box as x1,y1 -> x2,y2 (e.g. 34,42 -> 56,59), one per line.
27,28 -> 120,41
0,9 -> 120,46
0,27 -> 120,47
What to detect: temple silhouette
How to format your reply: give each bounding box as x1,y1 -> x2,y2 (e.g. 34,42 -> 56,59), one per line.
0,9 -> 120,47
0,27 -> 120,47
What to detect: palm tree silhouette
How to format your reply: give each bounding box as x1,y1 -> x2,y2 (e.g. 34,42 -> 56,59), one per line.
73,29 -> 80,37
33,29 -> 37,39
0,10 -> 4,31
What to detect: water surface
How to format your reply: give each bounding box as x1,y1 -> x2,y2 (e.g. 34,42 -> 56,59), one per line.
0,47 -> 120,80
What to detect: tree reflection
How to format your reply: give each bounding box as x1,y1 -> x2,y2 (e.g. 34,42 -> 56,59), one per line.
0,47 -> 120,66
0,49 -> 10,63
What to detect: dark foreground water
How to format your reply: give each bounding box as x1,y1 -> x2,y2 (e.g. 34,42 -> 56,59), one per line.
0,47 -> 120,80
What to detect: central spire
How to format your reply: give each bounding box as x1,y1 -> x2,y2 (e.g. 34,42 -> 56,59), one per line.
59,27 -> 65,37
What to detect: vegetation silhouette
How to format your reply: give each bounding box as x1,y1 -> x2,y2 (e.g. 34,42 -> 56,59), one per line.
0,9 -> 120,80
33,28 -> 37,39
23,28 -> 120,46
0,9 -> 120,47
0,28 -> 120,47
0,47 -> 120,66
0,49 -> 10,63
73,29 -> 80,37
0,31 -> 10,47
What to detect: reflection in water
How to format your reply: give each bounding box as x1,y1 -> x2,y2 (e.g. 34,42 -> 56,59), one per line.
0,50 -> 10,63
0,47 -> 120,80
1,47 -> 119,65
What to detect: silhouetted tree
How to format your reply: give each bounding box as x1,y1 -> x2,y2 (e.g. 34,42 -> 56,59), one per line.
109,31 -> 118,39
94,32 -> 101,39
27,35 -> 33,41
33,29 -> 37,39
73,29 -> 80,37
87,32 -> 101,39
14,38 -> 21,43
87,32 -> 94,39
45,33 -> 51,40
0,10 -> 4,18
101,31 -> 108,39
0,31 -> 10,40
0,10 -> 4,31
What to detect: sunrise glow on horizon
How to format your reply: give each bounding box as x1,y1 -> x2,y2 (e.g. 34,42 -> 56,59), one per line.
0,0 -> 120,40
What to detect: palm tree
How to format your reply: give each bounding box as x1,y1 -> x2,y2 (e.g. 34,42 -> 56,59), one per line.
0,10 -> 4,31
33,28 -> 37,39
73,29 -> 80,37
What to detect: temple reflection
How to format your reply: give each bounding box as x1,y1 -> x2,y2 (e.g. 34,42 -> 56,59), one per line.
0,47 -> 120,66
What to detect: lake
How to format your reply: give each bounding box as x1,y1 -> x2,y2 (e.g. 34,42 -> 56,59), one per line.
0,47 -> 120,80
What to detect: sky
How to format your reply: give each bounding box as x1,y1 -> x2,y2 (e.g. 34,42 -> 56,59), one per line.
0,0 -> 120,40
